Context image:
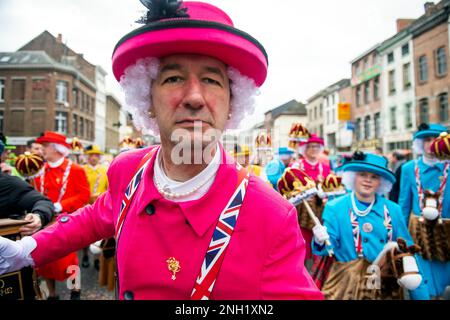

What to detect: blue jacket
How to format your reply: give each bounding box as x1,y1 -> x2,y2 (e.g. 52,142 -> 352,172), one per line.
398,157 -> 450,297
398,158 -> 449,223
312,193 -> 430,300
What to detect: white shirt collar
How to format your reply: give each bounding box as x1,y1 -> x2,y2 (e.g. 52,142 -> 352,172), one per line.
153,143 -> 221,202
48,157 -> 65,168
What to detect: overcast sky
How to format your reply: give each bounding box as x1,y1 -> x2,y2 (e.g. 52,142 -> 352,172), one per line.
0,0 -> 432,129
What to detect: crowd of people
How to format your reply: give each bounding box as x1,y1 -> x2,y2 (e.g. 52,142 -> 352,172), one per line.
0,0 -> 449,301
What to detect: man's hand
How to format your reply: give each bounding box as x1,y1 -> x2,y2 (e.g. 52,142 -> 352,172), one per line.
0,162 -> 12,174
19,213 -> 42,236
0,236 -> 37,275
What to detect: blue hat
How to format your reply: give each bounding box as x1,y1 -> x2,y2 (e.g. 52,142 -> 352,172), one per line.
413,123 -> 447,140
275,147 -> 295,156
341,151 -> 396,184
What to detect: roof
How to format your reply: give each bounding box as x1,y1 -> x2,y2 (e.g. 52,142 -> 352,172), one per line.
0,51 -> 96,90
265,99 -> 307,118
350,43 -> 381,64
307,79 -> 350,102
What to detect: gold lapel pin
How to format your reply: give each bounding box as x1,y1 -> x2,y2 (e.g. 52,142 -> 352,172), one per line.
166,257 -> 181,280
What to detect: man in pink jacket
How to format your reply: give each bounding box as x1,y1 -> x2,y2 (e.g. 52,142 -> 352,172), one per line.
0,0 -> 322,300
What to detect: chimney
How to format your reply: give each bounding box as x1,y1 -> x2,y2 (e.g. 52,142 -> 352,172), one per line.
396,19 -> 414,32
424,2 -> 436,14
57,33 -> 62,43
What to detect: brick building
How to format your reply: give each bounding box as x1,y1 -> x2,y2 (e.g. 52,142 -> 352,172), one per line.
411,1 -> 450,129
0,31 -> 98,153
350,44 -> 383,152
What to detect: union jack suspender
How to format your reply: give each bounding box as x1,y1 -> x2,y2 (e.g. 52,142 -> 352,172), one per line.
349,205 -> 393,258
191,163 -> 249,300
115,147 -> 159,240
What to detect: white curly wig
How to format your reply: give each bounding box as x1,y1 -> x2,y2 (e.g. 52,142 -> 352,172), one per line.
297,144 -> 324,156
412,138 -> 424,155
341,171 -> 393,195
50,143 -> 70,157
119,57 -> 259,135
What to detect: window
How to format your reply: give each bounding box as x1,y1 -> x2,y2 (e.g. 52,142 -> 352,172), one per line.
56,80 -> 68,103
73,114 -> 78,136
326,110 -> 330,125
387,52 -> 394,64
356,118 -> 362,140
55,111 -> 68,134
0,110 -> 3,132
12,79 -> 25,100
314,106 -> 317,120
364,58 -> 369,70
80,116 -> 84,138
356,85 -> 361,106
373,76 -> 380,100
405,103 -> 413,128
388,70 -> 396,94
364,116 -> 371,139
374,112 -> 381,138
419,99 -> 429,124
332,94 -> 335,105
332,109 -> 335,124
364,82 -> 370,104
403,63 -> 411,89
31,79 -> 47,100
439,93 -> 448,122
72,89 -> 78,107
436,47 -> 447,76
10,110 -> 24,134
319,103 -> 323,117
31,110 -> 45,135
0,79 -> 4,102
402,43 -> 410,56
419,56 -> 428,82
390,107 -> 397,130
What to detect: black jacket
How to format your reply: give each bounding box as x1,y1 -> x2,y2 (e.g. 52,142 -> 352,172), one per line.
0,172 -> 54,226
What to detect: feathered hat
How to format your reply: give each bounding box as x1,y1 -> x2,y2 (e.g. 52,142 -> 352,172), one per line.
112,0 -> 268,87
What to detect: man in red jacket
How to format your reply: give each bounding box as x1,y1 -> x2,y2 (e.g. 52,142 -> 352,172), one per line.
33,131 -> 90,300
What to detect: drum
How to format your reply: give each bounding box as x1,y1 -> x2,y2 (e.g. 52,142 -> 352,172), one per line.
295,195 -> 324,230
0,218 -> 43,300
408,215 -> 450,262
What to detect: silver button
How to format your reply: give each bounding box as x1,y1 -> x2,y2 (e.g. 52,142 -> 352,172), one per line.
60,216 -> 69,223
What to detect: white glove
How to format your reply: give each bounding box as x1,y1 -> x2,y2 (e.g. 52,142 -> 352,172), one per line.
312,225 -> 330,245
53,202 -> 62,213
0,236 -> 37,275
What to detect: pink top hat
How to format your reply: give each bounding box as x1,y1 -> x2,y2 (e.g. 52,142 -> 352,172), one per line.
300,133 -> 324,146
112,0 -> 268,87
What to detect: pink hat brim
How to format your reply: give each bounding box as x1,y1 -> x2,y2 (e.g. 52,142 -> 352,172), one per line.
112,27 -> 268,87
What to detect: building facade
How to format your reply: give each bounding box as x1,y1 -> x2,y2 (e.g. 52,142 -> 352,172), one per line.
95,66 -> 107,151
350,44 -> 383,152
264,100 -> 307,149
305,90 -> 325,137
411,1 -> 450,130
379,22 -> 416,153
0,31 -> 98,150
322,79 -> 352,153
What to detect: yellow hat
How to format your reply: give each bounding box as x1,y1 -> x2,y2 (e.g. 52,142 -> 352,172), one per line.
85,145 -> 104,155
